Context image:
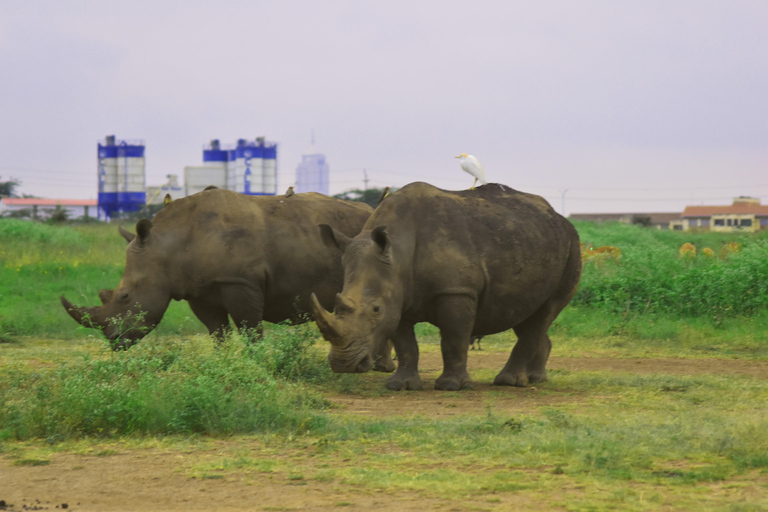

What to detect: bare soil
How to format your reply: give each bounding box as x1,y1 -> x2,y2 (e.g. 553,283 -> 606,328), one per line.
1,351 -> 766,511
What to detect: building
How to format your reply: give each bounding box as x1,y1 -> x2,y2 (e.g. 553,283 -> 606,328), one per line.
97,135 -> 146,219
0,198 -> 98,220
678,197 -> 768,232
184,138 -> 278,197
295,147 -> 329,195
568,212 -> 682,230
146,175 -> 183,205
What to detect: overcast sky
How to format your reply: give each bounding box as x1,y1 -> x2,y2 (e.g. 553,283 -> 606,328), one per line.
1,0 -> 766,215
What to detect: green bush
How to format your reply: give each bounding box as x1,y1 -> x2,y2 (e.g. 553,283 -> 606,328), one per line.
0,326 -> 331,440
572,222 -> 768,318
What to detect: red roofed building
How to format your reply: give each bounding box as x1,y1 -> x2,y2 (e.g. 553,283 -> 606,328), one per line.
675,197 -> 768,232
0,198 -> 99,220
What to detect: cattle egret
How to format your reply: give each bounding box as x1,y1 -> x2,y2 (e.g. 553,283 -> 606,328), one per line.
285,186 -> 295,197
455,153 -> 487,190
377,186 -> 390,206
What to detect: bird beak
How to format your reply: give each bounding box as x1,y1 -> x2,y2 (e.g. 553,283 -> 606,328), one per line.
454,155 -> 461,159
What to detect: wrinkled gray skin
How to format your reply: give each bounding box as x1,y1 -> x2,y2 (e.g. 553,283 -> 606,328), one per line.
62,188 -> 394,369
311,182 -> 581,390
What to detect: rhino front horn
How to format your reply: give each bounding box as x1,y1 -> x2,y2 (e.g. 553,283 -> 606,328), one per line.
310,293 -> 344,346
61,296 -> 94,327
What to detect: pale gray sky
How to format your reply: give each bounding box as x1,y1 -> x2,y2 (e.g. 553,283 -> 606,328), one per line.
1,0 -> 766,215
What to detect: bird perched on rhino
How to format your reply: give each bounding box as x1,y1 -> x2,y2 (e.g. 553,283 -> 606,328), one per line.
455,153 -> 487,190
377,187 -> 390,206
285,186 -> 295,197
163,194 -> 173,207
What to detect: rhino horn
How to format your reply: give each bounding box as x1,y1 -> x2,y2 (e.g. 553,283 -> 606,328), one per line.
118,226 -> 135,244
311,293 -> 345,346
61,296 -> 99,327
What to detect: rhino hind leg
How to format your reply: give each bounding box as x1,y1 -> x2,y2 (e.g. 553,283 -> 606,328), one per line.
495,301 -> 559,387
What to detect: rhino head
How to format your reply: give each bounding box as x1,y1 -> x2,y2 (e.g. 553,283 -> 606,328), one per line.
61,219 -> 172,350
311,224 -> 403,373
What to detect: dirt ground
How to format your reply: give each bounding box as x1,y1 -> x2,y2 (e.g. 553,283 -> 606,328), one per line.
1,351 -> 766,512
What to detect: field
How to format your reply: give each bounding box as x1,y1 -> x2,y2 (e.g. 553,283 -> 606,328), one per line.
1,219 -> 767,511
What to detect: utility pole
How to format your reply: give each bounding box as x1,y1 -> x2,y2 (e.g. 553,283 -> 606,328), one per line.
363,169 -> 369,190
561,189 -> 568,217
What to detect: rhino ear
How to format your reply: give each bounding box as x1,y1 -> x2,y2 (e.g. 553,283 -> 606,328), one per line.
135,218 -> 153,244
119,225 -> 136,244
371,225 -> 390,258
319,224 -> 352,253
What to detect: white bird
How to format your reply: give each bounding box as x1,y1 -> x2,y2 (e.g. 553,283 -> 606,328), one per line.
455,153 -> 487,190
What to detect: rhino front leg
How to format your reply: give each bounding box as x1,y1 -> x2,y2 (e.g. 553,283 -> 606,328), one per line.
373,340 -> 396,373
433,295 -> 474,391
386,322 -> 423,390
187,297 -> 231,341
221,283 -> 265,337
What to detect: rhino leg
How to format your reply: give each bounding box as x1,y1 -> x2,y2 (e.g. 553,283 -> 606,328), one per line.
386,322 -> 423,391
373,340 -> 396,373
495,303 -> 556,387
433,295 -> 474,391
222,283 -> 265,337
187,298 -> 231,341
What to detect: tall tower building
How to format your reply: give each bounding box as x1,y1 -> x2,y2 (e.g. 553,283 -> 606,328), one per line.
97,135 -> 145,219
295,142 -> 329,195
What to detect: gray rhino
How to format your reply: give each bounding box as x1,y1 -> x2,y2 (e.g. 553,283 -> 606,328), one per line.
311,182 -> 581,390
61,189 -> 390,361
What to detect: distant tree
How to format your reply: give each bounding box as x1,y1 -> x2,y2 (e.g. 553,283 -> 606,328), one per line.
0,177 -> 21,198
46,205 -> 70,224
631,215 -> 652,227
333,187 -> 396,209
5,208 -> 33,219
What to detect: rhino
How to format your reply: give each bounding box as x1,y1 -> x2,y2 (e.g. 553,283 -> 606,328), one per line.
311,182 -> 581,390
62,188 -> 393,368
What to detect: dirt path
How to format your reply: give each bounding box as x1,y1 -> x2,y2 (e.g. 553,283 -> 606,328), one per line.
1,353 -> 766,511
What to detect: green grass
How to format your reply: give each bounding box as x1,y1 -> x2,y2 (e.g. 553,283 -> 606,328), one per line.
1,217 -> 767,509
0,326 -> 333,440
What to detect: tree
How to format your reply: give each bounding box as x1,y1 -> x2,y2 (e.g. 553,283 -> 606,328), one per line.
333,187 -> 396,209
0,177 -> 21,198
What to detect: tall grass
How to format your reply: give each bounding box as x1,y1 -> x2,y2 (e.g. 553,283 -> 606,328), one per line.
573,221 -> 768,318
0,325 -> 331,440
2,218 -> 767,339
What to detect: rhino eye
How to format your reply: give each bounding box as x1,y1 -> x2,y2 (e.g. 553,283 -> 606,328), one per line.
373,306 -> 381,313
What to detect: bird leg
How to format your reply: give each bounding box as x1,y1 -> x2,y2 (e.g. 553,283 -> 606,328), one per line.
470,178 -> 478,191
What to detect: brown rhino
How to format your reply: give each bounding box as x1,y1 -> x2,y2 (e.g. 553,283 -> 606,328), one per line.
61,188 -> 391,363
311,182 -> 581,390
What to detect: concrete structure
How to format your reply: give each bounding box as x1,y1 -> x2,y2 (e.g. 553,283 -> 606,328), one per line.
679,197 -> 768,232
295,147 -> 329,195
0,198 -> 98,220
569,212 -> 681,230
183,138 -> 278,197
98,135 -> 146,219
147,175 -> 183,205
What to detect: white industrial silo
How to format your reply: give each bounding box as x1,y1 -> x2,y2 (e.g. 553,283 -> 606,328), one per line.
116,139 -> 146,214
97,135 -> 119,219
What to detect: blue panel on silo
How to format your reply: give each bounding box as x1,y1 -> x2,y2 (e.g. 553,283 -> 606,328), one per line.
263,145 -> 277,159
98,137 -> 119,219
203,149 -> 228,162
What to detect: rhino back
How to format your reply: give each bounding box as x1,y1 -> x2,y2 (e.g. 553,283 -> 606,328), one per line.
150,189 -> 372,315
367,182 -> 579,329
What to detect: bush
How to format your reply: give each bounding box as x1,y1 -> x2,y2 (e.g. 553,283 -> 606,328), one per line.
0,326 -> 331,440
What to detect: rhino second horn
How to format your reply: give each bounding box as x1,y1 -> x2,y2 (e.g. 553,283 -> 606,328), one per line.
310,293 -> 344,346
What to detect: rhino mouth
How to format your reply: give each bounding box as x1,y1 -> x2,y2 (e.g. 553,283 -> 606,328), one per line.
328,348 -> 374,373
